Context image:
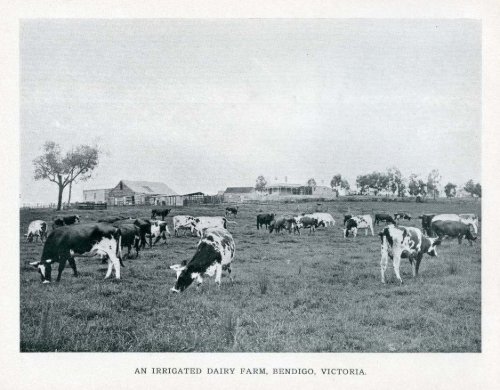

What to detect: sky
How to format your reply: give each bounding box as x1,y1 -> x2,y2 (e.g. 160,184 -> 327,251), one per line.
20,19 -> 481,204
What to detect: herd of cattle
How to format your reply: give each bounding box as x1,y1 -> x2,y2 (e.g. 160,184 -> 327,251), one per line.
23,206 -> 480,291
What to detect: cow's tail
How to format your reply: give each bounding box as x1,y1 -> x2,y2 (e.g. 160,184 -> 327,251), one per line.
117,234 -> 125,267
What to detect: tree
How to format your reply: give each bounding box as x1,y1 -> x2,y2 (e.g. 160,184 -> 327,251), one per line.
474,183 -> 482,198
356,171 -> 389,195
255,175 -> 267,192
444,182 -> 457,198
33,141 -> 100,210
330,174 -> 350,197
387,167 -> 406,197
464,180 -> 476,197
307,178 -> 317,189
408,174 -> 419,196
427,169 -> 441,199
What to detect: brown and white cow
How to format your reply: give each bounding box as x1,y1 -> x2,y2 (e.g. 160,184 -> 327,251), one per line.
379,225 -> 441,284
29,223 -> 123,283
191,216 -> 235,237
173,215 -> 196,236
343,215 -> 374,237
169,227 -> 235,293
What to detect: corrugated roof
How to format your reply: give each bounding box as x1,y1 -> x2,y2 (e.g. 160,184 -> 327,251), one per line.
121,180 -> 178,196
267,183 -> 303,188
225,187 -> 255,193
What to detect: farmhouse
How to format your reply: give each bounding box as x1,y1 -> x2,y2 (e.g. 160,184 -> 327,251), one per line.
267,183 -> 312,196
82,188 -> 111,203
223,187 -> 256,202
107,180 -> 178,206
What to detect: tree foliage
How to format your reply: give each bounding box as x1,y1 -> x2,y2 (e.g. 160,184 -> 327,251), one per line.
33,141 -> 100,210
444,182 -> 457,198
330,174 -> 350,196
427,169 -> 441,199
307,178 -> 317,189
255,175 -> 267,192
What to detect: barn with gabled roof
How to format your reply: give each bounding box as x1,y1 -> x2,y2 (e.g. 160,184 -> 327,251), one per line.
108,180 -> 179,206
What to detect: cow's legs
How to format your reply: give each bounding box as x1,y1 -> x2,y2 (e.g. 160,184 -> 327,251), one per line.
458,235 -> 463,245
215,263 -> 223,288
414,254 -> 423,277
380,248 -> 388,283
393,251 -> 403,284
365,228 -> 368,236
56,257 -> 68,282
68,257 -> 78,277
370,225 -> 374,236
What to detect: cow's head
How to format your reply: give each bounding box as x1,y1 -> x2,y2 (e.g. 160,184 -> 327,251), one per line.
30,260 -> 52,283
75,215 -> 81,223
170,242 -> 220,293
426,237 -> 441,257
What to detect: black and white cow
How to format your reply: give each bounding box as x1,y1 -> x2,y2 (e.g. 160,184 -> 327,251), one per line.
150,220 -> 171,246
293,215 -> 320,234
25,220 -> 48,243
192,216 -> 232,237
29,223 -> 123,283
257,213 -> 275,230
431,220 -> 477,245
343,215 -> 353,225
432,214 -> 479,235
269,216 -> 295,234
52,215 -> 80,229
394,212 -> 412,221
379,225 -> 441,284
343,215 -> 374,237
151,208 -> 171,221
169,227 -> 235,293
173,215 -> 196,236
374,213 -> 396,225
225,206 -> 238,218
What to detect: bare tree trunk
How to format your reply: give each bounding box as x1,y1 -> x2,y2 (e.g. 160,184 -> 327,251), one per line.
67,181 -> 73,206
57,184 -> 64,211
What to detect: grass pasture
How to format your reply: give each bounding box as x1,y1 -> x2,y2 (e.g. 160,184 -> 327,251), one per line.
20,199 -> 481,352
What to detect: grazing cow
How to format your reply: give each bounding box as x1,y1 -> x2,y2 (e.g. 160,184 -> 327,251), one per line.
432,214 -> 479,234
374,213 -> 397,225
309,212 -> 335,228
343,215 -> 374,237
269,216 -> 296,234
29,223 -> 123,283
294,215 -> 320,234
173,215 -> 196,236
431,220 -> 477,245
394,212 -> 412,221
225,206 -> 238,218
379,225 -> 441,284
169,227 -> 235,293
150,220 -> 171,246
191,217 -> 230,237
418,214 -> 436,236
257,213 -> 275,230
118,223 -> 141,258
151,208 -> 171,221
25,220 -> 48,243
52,215 -> 81,229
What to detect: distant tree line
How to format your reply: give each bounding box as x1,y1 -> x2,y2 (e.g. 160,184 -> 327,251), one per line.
254,167 -> 481,199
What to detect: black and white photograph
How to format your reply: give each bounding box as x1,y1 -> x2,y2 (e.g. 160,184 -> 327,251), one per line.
2,0 -> 500,388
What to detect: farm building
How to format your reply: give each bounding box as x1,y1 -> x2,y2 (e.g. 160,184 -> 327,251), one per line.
311,185 -> 336,199
107,180 -> 178,206
82,188 -> 111,203
223,187 -> 256,202
266,183 -> 312,196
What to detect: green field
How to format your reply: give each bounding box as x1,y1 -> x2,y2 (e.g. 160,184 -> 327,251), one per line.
20,198 -> 481,352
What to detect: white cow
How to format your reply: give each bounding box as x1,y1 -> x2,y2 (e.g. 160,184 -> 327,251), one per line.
173,215 -> 196,236
25,220 -> 48,243
309,212 -> 336,227
150,220 -> 171,245
192,216 -> 231,237
170,227 -> 235,292
343,215 -> 374,237
432,214 -> 478,234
